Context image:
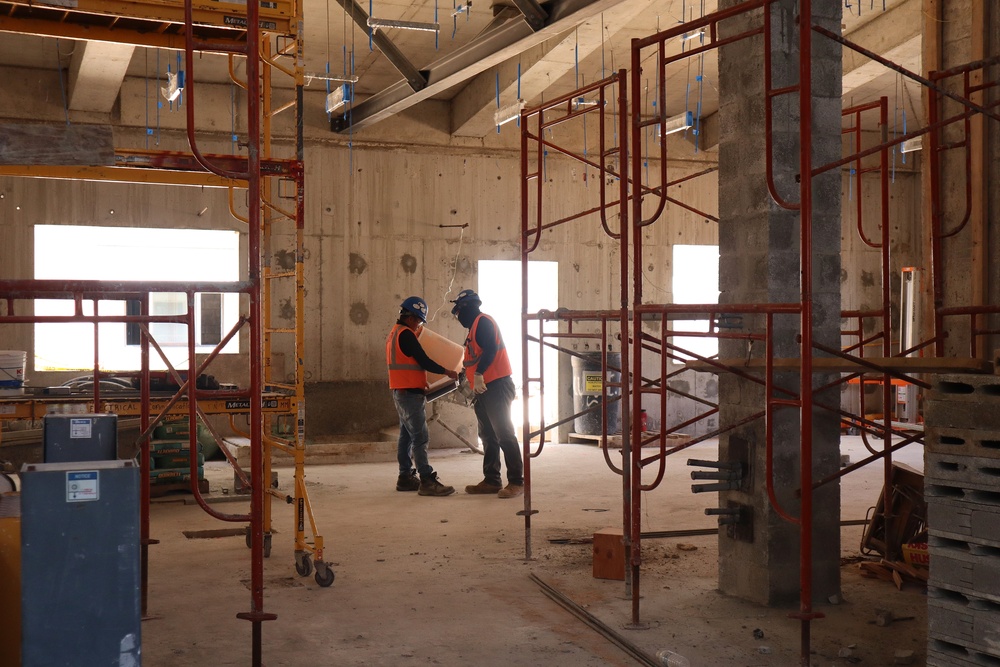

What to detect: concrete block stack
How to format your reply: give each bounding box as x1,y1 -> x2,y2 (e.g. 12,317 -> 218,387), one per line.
924,374 -> 1000,666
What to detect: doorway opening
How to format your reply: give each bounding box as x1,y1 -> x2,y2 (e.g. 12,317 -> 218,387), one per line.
476,260 -> 559,435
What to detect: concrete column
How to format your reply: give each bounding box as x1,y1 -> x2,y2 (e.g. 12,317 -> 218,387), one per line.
715,0 -> 842,605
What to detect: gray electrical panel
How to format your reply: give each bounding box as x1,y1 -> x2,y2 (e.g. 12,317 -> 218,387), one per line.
43,413 -> 118,463
20,459 -> 141,666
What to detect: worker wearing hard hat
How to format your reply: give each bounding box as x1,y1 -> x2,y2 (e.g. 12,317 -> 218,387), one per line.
386,296 -> 459,496
451,289 -> 524,499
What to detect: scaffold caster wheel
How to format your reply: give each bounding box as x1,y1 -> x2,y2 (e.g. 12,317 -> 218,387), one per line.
314,562 -> 335,588
263,533 -> 272,559
295,554 -> 313,577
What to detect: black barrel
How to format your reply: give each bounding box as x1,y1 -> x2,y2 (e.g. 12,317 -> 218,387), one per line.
570,352 -> 621,435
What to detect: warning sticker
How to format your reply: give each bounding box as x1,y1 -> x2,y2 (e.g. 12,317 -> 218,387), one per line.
67,470 -> 99,502
70,418 -> 93,439
584,373 -> 603,393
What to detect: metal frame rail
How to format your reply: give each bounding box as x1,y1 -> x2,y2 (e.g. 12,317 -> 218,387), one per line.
519,72 -> 631,562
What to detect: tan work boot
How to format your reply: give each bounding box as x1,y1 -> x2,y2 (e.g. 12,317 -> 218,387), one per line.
497,483 -> 524,499
465,480 -> 502,494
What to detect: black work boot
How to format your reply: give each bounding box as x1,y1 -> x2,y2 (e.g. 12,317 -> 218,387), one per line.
418,473 -> 455,496
396,470 -> 420,492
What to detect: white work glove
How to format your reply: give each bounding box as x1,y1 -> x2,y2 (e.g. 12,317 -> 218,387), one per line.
473,373 -> 487,394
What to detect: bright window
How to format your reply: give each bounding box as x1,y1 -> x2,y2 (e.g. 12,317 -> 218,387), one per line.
34,225 -> 240,371
671,245 -> 720,360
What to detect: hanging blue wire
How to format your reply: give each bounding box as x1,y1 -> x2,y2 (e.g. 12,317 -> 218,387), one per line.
435,0 -> 439,50
901,108 -> 907,166
495,71 -> 501,135
516,62 -> 521,128
176,53 -> 183,109
231,83 -> 238,153
144,51 -> 150,148
369,0 -> 374,51
694,51 -> 705,154
155,49 -> 161,145
325,61 -> 332,122
848,167 -> 855,200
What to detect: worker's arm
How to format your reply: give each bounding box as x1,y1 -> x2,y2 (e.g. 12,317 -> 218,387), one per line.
473,316 -> 498,376
397,328 -> 450,375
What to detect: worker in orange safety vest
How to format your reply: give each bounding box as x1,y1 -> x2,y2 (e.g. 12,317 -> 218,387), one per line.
450,289 -> 524,499
386,296 -> 459,496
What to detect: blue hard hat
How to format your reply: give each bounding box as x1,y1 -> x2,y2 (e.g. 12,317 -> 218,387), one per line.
400,296 -> 428,322
450,289 -> 481,315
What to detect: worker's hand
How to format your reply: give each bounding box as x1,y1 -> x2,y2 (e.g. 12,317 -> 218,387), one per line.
446,370 -> 459,381
474,373 -> 487,394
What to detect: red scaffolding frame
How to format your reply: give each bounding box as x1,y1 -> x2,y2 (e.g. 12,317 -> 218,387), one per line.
519,1 -> 999,665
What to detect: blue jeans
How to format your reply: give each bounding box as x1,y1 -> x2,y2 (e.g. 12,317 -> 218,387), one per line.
473,376 -> 523,486
392,389 -> 434,478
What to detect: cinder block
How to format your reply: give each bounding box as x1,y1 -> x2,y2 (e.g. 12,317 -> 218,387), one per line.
928,638 -> 998,667
592,528 -> 625,581
927,486 -> 1000,549
929,535 -> 1000,604
925,453 -> 1000,494
928,587 -> 1000,656
925,399 -> 1000,432
928,375 -> 1000,404
926,425 -> 1000,459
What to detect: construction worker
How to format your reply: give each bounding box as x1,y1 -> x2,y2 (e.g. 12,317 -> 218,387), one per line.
386,296 -> 459,496
451,289 -> 524,499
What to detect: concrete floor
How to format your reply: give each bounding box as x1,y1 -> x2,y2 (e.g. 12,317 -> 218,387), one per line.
142,437 -> 927,666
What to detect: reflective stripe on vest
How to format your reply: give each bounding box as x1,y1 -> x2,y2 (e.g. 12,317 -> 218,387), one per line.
386,324 -> 426,389
463,313 -> 512,385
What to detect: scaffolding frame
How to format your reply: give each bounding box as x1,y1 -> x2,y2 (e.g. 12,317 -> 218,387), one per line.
0,0 -> 325,662
519,1 -> 1000,665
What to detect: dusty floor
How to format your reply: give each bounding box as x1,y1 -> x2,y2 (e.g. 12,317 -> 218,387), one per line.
142,437 -> 927,667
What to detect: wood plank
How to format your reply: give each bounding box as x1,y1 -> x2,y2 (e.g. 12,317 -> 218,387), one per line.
684,357 -> 993,375
0,123 -> 113,166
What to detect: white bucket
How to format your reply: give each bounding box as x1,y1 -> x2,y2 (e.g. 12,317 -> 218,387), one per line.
0,350 -> 27,393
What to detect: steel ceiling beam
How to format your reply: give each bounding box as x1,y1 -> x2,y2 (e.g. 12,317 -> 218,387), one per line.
510,0 -> 548,31
330,0 -> 427,93
332,0 -> 626,133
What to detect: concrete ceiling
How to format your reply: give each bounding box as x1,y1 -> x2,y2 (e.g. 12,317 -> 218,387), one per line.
0,0 -> 925,137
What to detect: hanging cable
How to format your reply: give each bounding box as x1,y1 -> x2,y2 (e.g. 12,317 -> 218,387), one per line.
429,225 -> 466,323
144,49 -> 150,149
496,71 -> 501,135
369,0 -> 374,51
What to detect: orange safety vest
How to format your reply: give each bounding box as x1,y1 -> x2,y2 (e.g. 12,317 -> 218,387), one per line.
386,324 -> 426,389
463,313 -> 512,385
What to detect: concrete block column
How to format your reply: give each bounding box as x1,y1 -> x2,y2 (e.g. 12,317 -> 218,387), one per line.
715,0 -> 842,606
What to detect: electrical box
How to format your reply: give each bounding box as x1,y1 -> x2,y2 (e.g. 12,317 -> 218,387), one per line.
43,413 -> 118,463
20,460 -> 141,667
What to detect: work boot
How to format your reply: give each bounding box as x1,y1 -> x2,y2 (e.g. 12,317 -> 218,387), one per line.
396,471 -> 420,492
465,479 -> 503,495
497,483 -> 524,499
418,473 -> 455,497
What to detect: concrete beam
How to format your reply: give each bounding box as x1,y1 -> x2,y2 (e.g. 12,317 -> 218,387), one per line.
66,40 -> 135,114
841,0 -> 921,96
451,0 -> 648,137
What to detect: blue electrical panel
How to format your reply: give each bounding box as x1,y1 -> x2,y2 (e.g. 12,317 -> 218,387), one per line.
20,459 -> 141,666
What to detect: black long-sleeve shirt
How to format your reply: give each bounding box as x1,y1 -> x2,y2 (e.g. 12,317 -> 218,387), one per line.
396,320 -> 449,375
472,314 -> 499,376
